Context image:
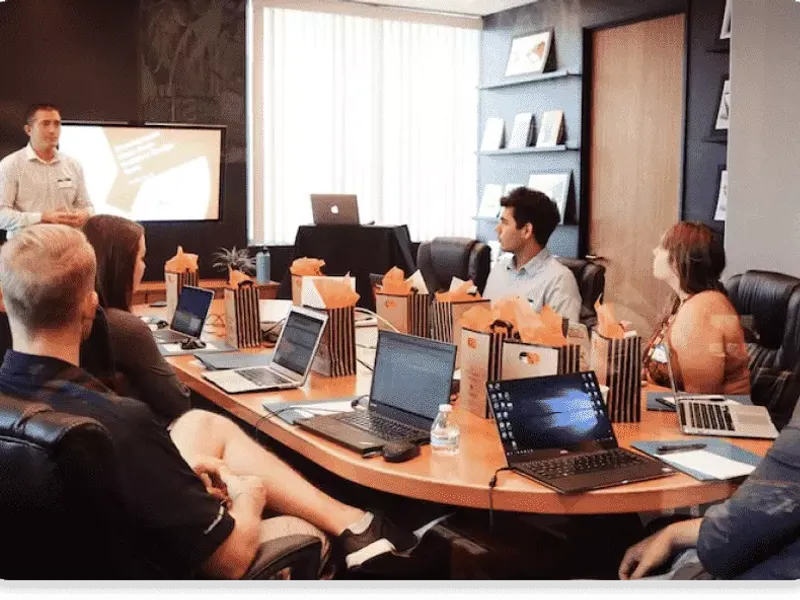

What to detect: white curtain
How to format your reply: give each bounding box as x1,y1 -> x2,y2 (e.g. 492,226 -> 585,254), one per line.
248,2 -> 480,244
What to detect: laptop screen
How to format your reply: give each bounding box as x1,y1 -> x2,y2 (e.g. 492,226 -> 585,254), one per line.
488,372 -> 617,460
369,331 -> 457,421
171,286 -> 214,338
272,309 -> 326,375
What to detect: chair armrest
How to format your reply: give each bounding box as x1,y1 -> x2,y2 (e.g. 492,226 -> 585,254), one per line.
242,534 -> 322,580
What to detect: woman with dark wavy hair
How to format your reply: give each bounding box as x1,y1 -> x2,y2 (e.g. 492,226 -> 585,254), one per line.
643,221 -> 750,394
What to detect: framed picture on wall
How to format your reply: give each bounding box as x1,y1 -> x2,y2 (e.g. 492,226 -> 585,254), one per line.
714,166 -> 728,221
720,0 -> 731,40
711,76 -> 730,136
505,30 -> 553,77
527,171 -> 572,223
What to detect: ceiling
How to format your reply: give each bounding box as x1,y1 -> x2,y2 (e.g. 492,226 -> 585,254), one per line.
345,1 -> 536,17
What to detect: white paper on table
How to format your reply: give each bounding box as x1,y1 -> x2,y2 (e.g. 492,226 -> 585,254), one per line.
663,450 -> 755,480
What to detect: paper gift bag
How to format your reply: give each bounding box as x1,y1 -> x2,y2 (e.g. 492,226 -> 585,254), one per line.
165,269 -> 199,323
375,292 -> 431,337
500,339 -> 581,380
224,282 -> 261,349
590,331 -> 642,423
431,299 -> 490,367
311,306 -> 356,377
291,275 -> 303,306
459,327 -> 508,418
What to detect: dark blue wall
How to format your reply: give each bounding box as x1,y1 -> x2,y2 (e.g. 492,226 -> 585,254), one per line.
478,0 -> 729,255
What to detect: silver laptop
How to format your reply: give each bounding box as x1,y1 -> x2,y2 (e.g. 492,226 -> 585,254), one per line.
202,306 -> 328,393
311,194 -> 360,225
655,342 -> 778,439
153,285 -> 214,344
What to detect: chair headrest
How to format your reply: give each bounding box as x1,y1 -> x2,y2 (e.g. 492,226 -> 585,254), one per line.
726,270 -> 800,350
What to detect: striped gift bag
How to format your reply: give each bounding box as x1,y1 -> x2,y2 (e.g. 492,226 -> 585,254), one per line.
223,282 -> 261,349
590,331 -> 642,422
311,305 -> 357,377
375,292 -> 431,338
459,327 -> 508,419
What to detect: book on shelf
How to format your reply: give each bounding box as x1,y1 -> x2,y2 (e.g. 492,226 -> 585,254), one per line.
480,117 -> 505,151
528,171 -> 571,224
478,184 -> 504,218
504,183 -> 527,196
536,110 -> 565,148
507,112 -> 535,149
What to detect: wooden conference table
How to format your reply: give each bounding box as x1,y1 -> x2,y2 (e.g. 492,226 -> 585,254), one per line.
136,301 -> 772,516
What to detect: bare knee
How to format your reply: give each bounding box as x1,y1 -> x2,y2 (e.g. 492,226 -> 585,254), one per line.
170,409 -> 230,459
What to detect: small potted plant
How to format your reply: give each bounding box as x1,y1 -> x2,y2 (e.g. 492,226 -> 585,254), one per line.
212,246 -> 256,276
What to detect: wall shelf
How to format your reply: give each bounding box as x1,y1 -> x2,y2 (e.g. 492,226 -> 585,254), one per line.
479,142 -> 580,156
479,69 -> 582,90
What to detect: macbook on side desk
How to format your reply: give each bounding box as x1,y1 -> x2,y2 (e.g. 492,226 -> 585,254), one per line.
295,331 -> 457,456
488,372 -> 674,494
202,306 -> 328,393
311,194 -> 360,225
153,285 -> 214,344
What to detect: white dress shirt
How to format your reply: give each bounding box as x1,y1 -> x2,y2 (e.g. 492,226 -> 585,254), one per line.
0,143 -> 93,236
482,248 -> 582,323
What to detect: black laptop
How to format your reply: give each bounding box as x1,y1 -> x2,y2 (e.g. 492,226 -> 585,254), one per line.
488,372 -> 674,493
153,285 -> 214,344
295,330 -> 457,456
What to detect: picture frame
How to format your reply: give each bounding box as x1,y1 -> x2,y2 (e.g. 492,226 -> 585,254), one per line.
720,0 -> 731,40
711,76 -> 730,137
527,170 -> 572,224
505,30 -> 553,77
714,165 -> 728,221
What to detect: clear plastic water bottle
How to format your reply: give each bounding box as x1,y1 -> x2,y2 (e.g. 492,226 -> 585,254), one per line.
430,404 -> 460,456
256,246 -> 271,284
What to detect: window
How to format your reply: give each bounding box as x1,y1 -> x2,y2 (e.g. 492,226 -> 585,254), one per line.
248,1 -> 480,244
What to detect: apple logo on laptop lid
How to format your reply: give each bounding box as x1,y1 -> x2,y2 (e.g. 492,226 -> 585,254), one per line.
331,205 -> 339,214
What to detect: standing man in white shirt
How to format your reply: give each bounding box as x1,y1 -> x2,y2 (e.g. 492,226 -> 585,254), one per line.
482,187 -> 582,323
0,103 -> 93,237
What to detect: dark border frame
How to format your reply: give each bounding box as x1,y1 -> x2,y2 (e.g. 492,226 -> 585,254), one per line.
504,28 -> 555,78
60,120 -> 227,224
527,169 -> 573,224
709,75 -> 730,139
714,164 -> 727,221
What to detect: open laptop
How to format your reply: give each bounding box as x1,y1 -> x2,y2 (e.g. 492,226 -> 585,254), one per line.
488,372 -> 674,494
153,285 -> 214,344
311,194 -> 360,225
655,342 -> 778,439
295,331 -> 457,456
202,306 -> 328,393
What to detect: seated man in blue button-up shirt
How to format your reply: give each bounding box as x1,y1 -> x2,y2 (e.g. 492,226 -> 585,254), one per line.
482,187 -> 581,323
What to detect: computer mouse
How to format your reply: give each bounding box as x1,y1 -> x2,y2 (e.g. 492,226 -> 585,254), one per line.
180,338 -> 207,350
382,442 -> 420,463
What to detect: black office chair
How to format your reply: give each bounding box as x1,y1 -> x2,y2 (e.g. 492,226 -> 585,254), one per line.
0,392 -> 323,579
725,270 -> 800,429
416,237 -> 491,295
555,257 -> 606,329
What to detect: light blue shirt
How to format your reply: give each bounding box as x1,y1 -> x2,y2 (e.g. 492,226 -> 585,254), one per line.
482,248 -> 582,323
0,143 -> 93,235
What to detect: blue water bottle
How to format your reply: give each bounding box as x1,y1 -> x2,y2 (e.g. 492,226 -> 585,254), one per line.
256,246 -> 271,284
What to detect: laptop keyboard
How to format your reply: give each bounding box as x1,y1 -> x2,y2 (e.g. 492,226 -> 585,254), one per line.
680,401 -> 734,431
236,367 -> 289,387
334,411 -> 427,442
517,449 -> 646,480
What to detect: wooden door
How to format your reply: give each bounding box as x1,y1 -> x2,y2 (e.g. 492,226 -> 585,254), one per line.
588,14 -> 685,340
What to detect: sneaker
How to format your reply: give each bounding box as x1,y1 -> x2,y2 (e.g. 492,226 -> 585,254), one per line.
338,514 -> 419,570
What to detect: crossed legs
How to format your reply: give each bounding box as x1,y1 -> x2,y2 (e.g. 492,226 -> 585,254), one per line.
169,409 -> 366,536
